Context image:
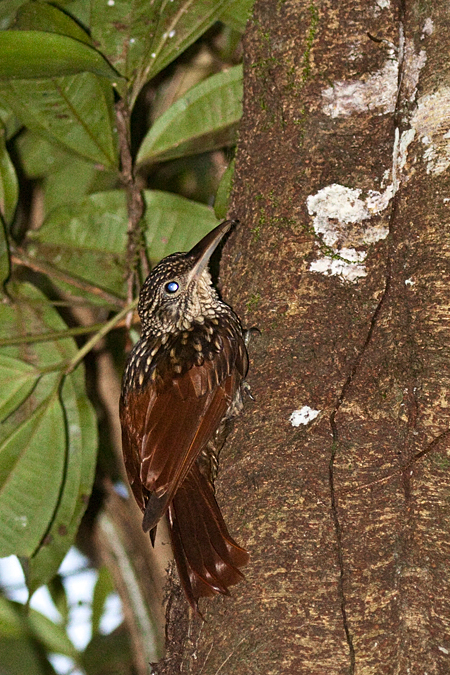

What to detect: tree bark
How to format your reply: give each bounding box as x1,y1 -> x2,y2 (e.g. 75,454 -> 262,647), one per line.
157,1 -> 450,673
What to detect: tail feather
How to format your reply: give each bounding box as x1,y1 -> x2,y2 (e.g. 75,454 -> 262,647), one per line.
167,463 -> 248,610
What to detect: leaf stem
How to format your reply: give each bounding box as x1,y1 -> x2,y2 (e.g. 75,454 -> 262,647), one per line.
65,299 -> 138,374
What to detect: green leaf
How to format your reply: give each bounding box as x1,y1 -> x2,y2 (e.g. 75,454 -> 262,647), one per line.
0,283 -> 96,574
214,156 -> 235,219
135,0 -> 231,103
136,65 -> 242,165
143,190 -> 219,264
26,372 -> 98,593
0,390 -> 66,558
0,217 -> 10,292
28,189 -> 218,300
90,0 -> 157,82
0,126 -> 19,224
0,634 -> 50,675
0,0 -> 28,31
90,0 -> 230,105
47,575 -> 69,627
0,73 -> 118,167
220,0 -> 255,32
91,566 -> 115,636
15,131 -> 73,179
82,628 -> 132,675
0,31 -> 119,80
28,607 -> 79,659
14,1 -> 92,45
0,598 -> 59,675
0,596 -> 23,637
0,354 -> 39,421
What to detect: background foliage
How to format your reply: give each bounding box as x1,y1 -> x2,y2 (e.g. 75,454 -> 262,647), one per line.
0,0 -> 253,671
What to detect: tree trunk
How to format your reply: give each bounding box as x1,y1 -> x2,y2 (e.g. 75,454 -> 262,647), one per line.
157,1 -> 450,672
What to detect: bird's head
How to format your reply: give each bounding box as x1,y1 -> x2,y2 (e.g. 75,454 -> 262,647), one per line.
138,220 -> 235,335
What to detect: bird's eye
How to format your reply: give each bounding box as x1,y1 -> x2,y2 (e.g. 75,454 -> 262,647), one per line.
164,281 -> 179,294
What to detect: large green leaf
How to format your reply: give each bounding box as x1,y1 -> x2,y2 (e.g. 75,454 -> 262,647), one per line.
220,0 -> 255,32
142,189 -> 219,263
0,389 -> 66,558
14,1 -> 92,44
15,131 -> 74,179
91,566 -> 115,636
136,65 -> 242,165
90,0 -> 230,105
28,607 -> 79,659
0,597 -> 70,673
0,73 -> 118,167
0,354 -> 40,421
26,372 -> 98,593
0,31 -> 119,80
0,634 -> 50,675
0,283 -> 96,576
0,126 -> 19,224
28,189 -> 218,301
0,0 -> 28,30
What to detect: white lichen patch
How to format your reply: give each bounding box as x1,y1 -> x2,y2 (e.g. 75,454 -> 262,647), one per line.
307,185 -> 390,244
290,406 -> 321,427
322,59 -> 398,118
309,248 -> 367,281
411,88 -> 450,175
402,40 -> 427,102
422,18 -> 434,38
306,184 -> 392,282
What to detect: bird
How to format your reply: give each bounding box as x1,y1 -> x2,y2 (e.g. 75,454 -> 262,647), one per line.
119,220 -> 249,610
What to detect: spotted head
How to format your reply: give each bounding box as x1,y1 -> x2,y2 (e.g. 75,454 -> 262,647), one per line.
138,221 -> 236,336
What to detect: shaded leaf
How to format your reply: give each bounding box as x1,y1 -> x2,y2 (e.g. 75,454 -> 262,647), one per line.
0,0 -> 28,30
0,598 -> 58,674
28,607 -> 79,659
91,566 -> 115,636
0,389 -> 66,558
90,0 -> 156,81
143,189 -> 219,264
132,0 -> 230,103
47,575 -> 69,627
15,131 -> 74,179
0,126 -> 19,224
82,627 -> 133,675
0,283 -> 95,575
136,65 -> 243,165
0,354 -> 39,421
90,0 -> 230,105
0,634 -> 50,675
0,596 -> 23,637
26,371 -> 98,593
28,189 -> 218,300
0,73 -> 118,167
214,156 -> 235,219
14,1 -> 92,45
220,0 -> 255,32
0,31 -> 119,80
0,217 -> 10,292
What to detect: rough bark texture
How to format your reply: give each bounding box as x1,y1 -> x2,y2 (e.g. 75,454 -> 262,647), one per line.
156,1 -> 450,673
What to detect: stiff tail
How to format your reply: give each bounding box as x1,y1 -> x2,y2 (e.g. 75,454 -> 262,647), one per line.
167,463 -> 249,611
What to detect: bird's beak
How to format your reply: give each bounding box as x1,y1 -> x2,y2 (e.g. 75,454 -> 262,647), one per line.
185,220 -> 237,285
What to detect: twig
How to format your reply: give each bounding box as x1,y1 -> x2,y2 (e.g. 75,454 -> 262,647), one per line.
115,100 -> 149,321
